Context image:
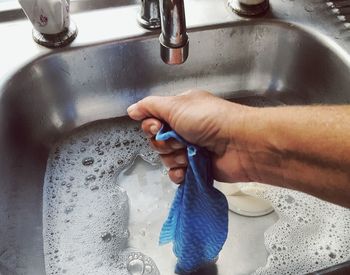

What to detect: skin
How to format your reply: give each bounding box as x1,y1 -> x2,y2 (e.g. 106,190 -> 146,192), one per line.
127,90 -> 350,208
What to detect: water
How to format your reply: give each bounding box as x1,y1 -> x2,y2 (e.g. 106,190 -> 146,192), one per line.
43,117 -> 161,275
42,96 -> 350,275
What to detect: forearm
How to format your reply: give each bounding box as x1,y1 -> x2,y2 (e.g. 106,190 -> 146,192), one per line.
236,105 -> 350,208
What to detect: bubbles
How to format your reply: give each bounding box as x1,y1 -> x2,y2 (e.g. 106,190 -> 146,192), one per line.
127,258 -> 144,275
329,252 -> 336,259
90,185 -> 99,191
101,232 -> 112,243
85,174 -> 96,182
43,117 -> 160,275
242,183 -> 350,275
126,252 -> 158,275
82,157 -> 94,166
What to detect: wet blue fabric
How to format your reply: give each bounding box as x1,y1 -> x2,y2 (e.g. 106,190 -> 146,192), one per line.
156,124 -> 229,274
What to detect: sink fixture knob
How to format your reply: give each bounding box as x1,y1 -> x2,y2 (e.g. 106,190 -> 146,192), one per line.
19,0 -> 77,48
228,0 -> 269,16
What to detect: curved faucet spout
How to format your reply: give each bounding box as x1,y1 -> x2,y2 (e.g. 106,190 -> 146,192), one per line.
139,0 -> 189,65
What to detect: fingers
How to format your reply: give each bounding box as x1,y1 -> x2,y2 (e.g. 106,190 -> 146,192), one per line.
141,118 -> 162,137
160,150 -> 187,169
140,118 -> 187,184
140,117 -> 187,184
141,118 -> 185,153
168,168 -> 186,184
127,96 -> 174,121
150,138 -> 184,154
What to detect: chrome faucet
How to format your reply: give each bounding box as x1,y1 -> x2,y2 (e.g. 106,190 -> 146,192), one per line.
138,0 -> 189,65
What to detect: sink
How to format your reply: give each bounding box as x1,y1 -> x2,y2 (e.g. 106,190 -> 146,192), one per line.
1,18 -> 350,274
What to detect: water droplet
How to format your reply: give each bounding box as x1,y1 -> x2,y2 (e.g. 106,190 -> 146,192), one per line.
329,252 -> 336,259
64,206 -> 74,214
85,174 -> 96,182
101,232 -> 112,242
127,258 -> 144,275
82,137 -> 89,143
285,195 -> 295,203
304,5 -> 314,12
90,185 -> 99,191
82,157 -> 94,166
140,228 -> 146,236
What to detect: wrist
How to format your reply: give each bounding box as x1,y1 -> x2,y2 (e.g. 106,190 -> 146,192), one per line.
227,105 -> 285,183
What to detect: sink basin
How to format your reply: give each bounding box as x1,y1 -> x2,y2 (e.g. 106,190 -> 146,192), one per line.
0,19 -> 350,275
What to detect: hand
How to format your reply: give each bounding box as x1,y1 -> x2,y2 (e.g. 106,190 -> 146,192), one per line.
127,90 -> 255,184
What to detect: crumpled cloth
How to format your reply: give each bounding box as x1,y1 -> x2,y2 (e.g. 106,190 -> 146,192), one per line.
156,124 -> 229,274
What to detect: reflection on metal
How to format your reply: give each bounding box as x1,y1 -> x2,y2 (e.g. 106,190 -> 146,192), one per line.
159,0 -> 188,64
138,0 -> 161,29
32,21 -> 78,48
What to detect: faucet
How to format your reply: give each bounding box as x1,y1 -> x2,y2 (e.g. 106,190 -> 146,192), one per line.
138,0 -> 271,64
139,0 -> 189,65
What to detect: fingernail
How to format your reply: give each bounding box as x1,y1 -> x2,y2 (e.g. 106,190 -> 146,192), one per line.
175,155 -> 186,165
127,104 -> 136,114
150,125 -> 159,135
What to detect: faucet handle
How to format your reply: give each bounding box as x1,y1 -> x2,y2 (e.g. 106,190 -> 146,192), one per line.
19,0 -> 77,47
19,0 -> 69,34
138,0 -> 161,30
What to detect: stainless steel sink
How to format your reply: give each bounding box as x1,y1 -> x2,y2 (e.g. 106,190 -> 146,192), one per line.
1,1 -> 350,274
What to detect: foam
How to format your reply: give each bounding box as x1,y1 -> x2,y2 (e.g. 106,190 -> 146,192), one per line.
44,97 -> 350,275
242,183 -> 350,274
235,96 -> 350,274
43,118 -> 160,275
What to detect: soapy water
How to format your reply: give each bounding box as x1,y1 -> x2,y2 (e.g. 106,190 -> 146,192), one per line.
241,183 -> 350,274
43,118 -> 161,275
44,96 -> 350,275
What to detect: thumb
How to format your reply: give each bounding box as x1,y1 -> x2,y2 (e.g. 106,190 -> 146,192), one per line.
127,96 -> 174,122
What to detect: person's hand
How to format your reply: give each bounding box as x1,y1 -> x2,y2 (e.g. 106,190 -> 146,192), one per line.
127,90 -> 255,184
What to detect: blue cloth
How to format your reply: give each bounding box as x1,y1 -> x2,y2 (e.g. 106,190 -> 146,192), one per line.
156,124 -> 229,274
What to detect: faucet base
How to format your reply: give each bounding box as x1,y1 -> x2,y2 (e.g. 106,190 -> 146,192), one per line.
138,0 -> 161,30
32,21 -> 78,48
228,0 -> 269,17
138,16 -> 161,30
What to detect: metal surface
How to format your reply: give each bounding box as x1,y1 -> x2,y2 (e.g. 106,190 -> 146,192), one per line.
228,0 -> 269,17
32,21 -> 78,48
159,0 -> 188,64
138,0 -> 161,29
1,0 -> 350,274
